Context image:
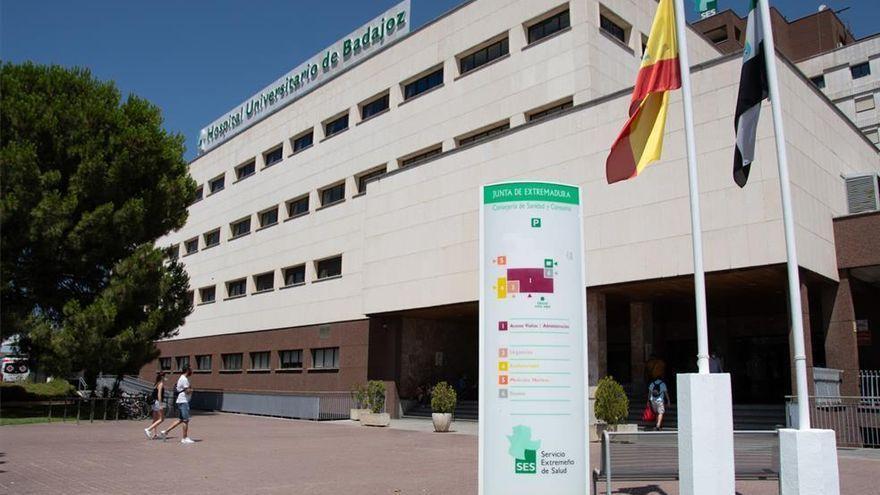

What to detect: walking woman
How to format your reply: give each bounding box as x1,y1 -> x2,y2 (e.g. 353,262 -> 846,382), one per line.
144,372 -> 167,439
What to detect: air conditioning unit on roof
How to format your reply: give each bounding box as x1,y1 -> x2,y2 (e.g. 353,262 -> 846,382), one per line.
844,173 -> 880,214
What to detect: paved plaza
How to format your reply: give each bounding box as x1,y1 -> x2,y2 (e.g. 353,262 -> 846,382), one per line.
1,412 -> 878,494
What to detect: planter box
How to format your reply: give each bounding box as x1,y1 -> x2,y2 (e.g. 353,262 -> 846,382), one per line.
361,412 -> 390,427
595,422 -> 639,440
432,412 -> 453,432
349,408 -> 370,421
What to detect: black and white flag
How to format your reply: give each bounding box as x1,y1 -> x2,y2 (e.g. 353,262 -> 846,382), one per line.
733,0 -> 769,188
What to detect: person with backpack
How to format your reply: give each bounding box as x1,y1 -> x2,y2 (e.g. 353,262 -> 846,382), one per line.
647,376 -> 670,431
144,372 -> 167,439
160,365 -> 195,444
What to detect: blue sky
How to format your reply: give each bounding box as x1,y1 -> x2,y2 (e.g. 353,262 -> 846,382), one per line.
2,0 -> 877,160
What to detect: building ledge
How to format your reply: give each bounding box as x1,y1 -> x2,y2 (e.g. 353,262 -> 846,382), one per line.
312,275 -> 342,284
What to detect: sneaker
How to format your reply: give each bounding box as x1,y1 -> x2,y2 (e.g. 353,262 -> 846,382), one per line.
181,437 -> 195,444
159,430 -> 167,441
144,428 -> 152,439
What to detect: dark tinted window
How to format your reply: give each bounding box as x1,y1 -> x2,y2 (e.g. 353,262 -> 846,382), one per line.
159,357 -> 172,371
293,131 -> 313,153
166,244 -> 180,260
361,94 -> 390,120
400,147 -> 442,167
287,196 -> 309,217
316,256 -> 342,279
236,161 -> 256,180
209,175 -> 225,193
254,272 -> 274,292
528,100 -> 574,121
231,217 -> 251,238
851,62 -> 870,79
192,186 -> 203,204
203,229 -> 220,247
324,113 -> 349,137
528,10 -> 570,44
250,351 -> 270,370
222,353 -> 242,370
196,355 -> 211,371
810,75 -> 826,89
358,167 -> 387,193
600,14 -> 626,43
264,147 -> 283,166
279,350 -> 303,369
312,347 -> 339,368
185,238 -> 199,254
226,279 -> 246,297
321,183 -> 345,206
404,68 -> 444,100
460,38 -> 509,74
259,207 -> 278,227
458,123 -> 509,147
199,286 -> 216,303
284,265 -> 306,286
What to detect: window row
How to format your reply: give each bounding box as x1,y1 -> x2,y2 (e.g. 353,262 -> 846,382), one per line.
810,62 -> 873,91
189,4 -> 579,207
193,255 -> 342,305
158,347 -> 340,373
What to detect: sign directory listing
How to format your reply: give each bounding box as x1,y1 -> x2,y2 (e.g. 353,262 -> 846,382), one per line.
479,182 -> 589,494
197,0 -> 411,154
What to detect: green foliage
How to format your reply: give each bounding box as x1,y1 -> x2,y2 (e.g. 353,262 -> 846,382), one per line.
350,382 -> 366,408
0,379 -> 76,401
0,62 -> 196,387
430,381 -> 457,414
365,380 -> 386,414
595,376 -> 629,426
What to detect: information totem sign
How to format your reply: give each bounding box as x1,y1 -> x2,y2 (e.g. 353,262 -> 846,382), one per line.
479,181 -> 589,494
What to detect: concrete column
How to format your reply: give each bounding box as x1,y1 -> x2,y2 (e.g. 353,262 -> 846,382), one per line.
790,281 -> 815,396
630,302 -> 652,388
824,272 -> 860,396
587,291 -> 607,386
677,373 -> 735,495
779,429 -> 840,495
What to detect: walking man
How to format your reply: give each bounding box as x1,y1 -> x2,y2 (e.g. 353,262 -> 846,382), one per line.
161,365 -> 194,444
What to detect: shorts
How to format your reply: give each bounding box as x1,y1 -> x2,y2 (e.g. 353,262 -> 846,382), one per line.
651,401 -> 665,415
151,400 -> 164,412
177,402 -> 191,422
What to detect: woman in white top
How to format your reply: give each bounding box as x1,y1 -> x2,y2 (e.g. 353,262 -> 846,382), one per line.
144,372 -> 166,439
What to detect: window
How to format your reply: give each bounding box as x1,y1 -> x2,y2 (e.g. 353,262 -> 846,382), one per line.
235,160 -> 256,181
203,228 -> 220,248
166,244 -> 180,260
226,278 -> 246,298
854,95 -> 875,113
209,174 -> 225,194
312,347 -> 339,369
196,354 -> 212,371
159,357 -> 172,371
851,62 -> 871,80
292,130 -> 314,154
324,113 -> 349,138
361,93 -> 390,120
734,26 -> 742,41
457,122 -> 510,147
175,356 -> 189,371
357,166 -> 387,194
250,351 -> 270,370
810,75 -> 826,89
199,286 -> 216,304
316,256 -> 342,280
191,185 -> 203,204
527,9 -> 570,44
866,129 -> 880,145
705,27 -> 728,44
279,349 -> 303,369
259,207 -> 279,228
184,237 -> 199,255
231,217 -> 251,238
264,146 -> 283,167
186,290 -> 194,307
222,353 -> 243,371
254,272 -> 275,292
320,183 -> 345,206
599,10 -> 628,45
641,34 -> 648,55
460,37 -> 509,74
403,68 -> 443,100
286,195 -> 309,217
400,146 -> 442,167
283,264 -> 306,286
527,98 -> 574,122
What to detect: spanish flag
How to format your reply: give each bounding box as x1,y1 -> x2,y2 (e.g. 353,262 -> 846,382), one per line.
606,0 -> 681,184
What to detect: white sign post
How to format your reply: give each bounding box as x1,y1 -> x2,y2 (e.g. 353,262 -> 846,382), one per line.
479,181 -> 589,495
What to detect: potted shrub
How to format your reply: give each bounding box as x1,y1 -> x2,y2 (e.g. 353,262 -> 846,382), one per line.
361,380 -> 390,427
594,376 -> 633,437
430,381 -> 456,432
349,383 -> 369,421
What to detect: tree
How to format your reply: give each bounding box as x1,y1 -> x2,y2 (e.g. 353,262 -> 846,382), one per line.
0,62 -> 195,387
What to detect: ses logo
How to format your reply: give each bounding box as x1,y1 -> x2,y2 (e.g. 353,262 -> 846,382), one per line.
507,425 -> 541,474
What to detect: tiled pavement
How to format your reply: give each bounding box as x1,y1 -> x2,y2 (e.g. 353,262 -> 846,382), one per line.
1,412 -> 878,494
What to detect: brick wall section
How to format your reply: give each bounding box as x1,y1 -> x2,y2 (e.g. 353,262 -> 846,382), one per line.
833,211 -> 880,269
139,319 -> 369,393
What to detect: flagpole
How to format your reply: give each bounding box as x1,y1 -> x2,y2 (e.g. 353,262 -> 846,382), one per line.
757,0 -> 810,430
672,0 -> 710,374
